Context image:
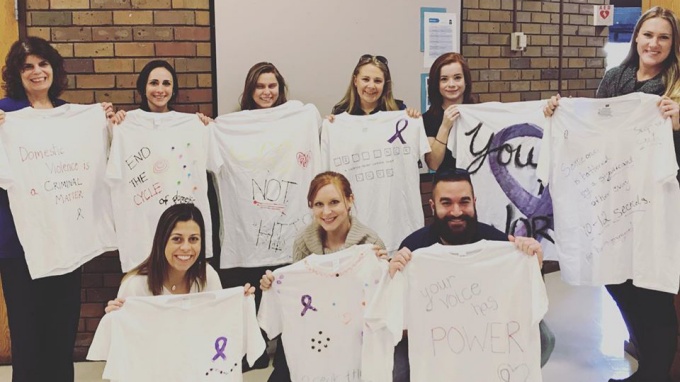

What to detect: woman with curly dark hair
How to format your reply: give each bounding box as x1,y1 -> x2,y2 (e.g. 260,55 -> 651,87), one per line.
0,36 -> 114,382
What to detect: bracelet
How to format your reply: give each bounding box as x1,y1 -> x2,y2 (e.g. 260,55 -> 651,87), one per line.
434,137 -> 447,146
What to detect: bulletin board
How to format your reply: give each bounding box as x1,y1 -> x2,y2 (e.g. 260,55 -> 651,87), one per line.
212,0 -> 462,115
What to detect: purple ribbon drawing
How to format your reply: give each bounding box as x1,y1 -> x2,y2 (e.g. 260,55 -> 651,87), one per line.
387,119 -> 408,144
212,336 -> 227,361
488,123 -> 553,237
300,294 -> 318,316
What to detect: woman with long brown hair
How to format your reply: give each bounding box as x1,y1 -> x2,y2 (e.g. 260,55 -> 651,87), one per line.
545,7 -> 680,381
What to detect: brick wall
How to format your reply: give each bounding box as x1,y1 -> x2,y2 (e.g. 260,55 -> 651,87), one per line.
462,0 -> 609,102
419,0 -> 610,220
25,0 -> 213,116
21,0 -> 213,361
15,0 -> 610,363
77,252 -> 122,360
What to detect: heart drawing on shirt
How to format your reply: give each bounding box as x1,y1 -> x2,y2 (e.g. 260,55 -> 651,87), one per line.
297,151 -> 311,168
599,9 -> 610,19
497,363 -> 529,382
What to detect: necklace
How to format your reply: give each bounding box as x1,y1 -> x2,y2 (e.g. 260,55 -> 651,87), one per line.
29,98 -> 54,108
170,284 -> 176,291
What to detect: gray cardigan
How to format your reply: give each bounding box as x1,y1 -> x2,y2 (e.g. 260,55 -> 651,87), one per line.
596,64 -> 665,99
292,217 -> 385,262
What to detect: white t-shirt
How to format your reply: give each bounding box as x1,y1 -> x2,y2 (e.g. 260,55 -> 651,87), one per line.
87,287 -> 265,382
117,263 -> 223,297
536,93 -> 680,293
209,100 -> 322,268
452,101 -> 557,260
363,241 -> 547,382
107,109 -> 213,272
258,244 -> 388,382
320,112 -> 431,252
0,104 -> 116,278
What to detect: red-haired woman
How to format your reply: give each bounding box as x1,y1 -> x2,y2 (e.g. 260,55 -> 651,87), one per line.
260,171 -> 386,382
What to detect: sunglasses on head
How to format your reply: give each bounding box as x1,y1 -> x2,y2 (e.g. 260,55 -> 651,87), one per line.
359,54 -> 388,65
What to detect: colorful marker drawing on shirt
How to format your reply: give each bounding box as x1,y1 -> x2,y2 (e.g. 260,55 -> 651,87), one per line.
212,336 -> 228,361
126,144 -> 200,208
21,142 -> 92,217
310,331 -> 331,353
176,142 -> 194,186
297,151 -> 311,168
126,146 -> 163,206
387,118 -> 408,144
251,177 -> 297,211
464,122 -> 554,244
301,294 -> 318,316
497,363 -> 530,382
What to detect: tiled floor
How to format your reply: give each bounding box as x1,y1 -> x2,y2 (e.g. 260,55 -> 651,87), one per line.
0,272 -> 636,381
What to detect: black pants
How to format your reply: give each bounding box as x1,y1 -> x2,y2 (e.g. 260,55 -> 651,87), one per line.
219,264 -> 289,371
606,280 -> 677,382
268,338 -> 292,382
219,264 -> 288,310
0,256 -> 81,382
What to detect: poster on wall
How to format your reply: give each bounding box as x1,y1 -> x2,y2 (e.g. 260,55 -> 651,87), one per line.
423,11 -> 459,68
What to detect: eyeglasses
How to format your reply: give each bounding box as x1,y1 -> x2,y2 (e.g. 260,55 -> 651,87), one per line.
359,54 -> 388,65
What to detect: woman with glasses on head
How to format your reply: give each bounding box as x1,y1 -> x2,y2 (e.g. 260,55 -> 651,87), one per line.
423,52 -> 477,171
0,36 -> 115,382
330,54 -> 420,118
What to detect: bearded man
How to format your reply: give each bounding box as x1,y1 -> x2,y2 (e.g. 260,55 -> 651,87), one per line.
389,167 -> 554,382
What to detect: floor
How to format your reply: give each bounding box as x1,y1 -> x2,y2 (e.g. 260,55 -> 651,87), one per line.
0,272 -> 636,381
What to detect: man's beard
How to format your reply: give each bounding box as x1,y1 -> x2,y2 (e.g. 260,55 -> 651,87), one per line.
432,210 -> 478,245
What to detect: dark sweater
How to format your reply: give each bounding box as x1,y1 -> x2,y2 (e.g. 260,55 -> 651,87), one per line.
399,221 -> 507,252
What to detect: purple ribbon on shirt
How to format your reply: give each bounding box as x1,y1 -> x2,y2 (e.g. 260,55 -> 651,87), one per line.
300,294 -> 318,316
212,336 -> 227,361
488,123 -> 554,237
387,119 -> 408,144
